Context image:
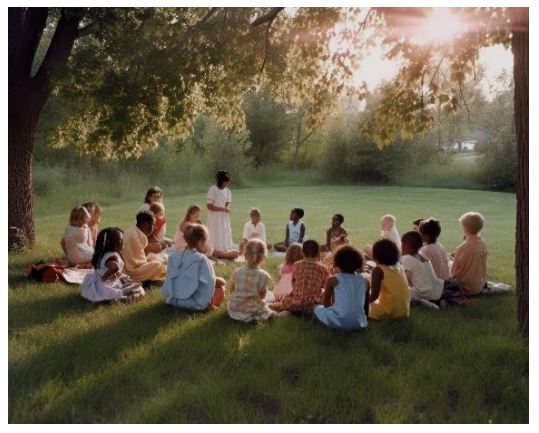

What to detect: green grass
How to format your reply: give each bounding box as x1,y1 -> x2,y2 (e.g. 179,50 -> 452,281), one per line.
9,185 -> 527,423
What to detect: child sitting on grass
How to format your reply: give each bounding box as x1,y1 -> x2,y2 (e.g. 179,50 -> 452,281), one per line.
419,218 -> 450,280
314,245 -> 369,331
273,240 -> 330,313
450,212 -> 488,296
61,205 -> 94,268
321,213 -> 349,253
273,242 -> 304,301
82,201 -> 102,247
368,239 -> 410,320
81,227 -> 145,303
274,208 -> 306,252
227,239 -> 286,322
175,204 -> 202,251
401,231 -> 444,304
161,224 -> 225,311
364,214 -> 401,258
240,208 -> 268,253
148,202 -> 172,248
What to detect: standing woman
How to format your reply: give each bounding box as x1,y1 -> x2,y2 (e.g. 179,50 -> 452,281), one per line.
206,170 -> 240,260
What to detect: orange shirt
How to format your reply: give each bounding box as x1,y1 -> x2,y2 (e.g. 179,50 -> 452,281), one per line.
450,237 -> 488,295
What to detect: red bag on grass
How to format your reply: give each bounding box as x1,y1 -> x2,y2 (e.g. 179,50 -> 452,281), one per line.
27,262 -> 66,283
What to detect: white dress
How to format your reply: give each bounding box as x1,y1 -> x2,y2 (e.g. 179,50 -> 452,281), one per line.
62,224 -> 94,265
81,252 -> 145,302
401,254 -> 444,301
206,185 -> 237,252
242,221 -> 266,243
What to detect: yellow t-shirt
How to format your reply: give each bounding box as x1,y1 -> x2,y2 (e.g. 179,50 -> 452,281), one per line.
369,264 -> 410,320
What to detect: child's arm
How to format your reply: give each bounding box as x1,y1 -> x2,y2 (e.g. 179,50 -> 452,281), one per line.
284,225 -> 290,244
227,274 -> 236,294
299,223 -> 305,243
102,256 -> 120,281
322,276 -> 338,307
60,238 -> 67,255
369,266 -> 383,302
325,229 -> 331,249
341,227 -> 349,241
364,278 -> 370,317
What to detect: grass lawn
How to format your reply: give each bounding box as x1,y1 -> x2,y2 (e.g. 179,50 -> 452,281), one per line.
8,185 -> 528,423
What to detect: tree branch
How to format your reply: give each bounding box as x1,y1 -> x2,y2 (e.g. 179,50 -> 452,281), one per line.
190,7 -> 218,31
299,128 -> 315,145
257,17 -> 274,82
10,8 -> 49,79
77,23 -> 93,37
251,7 -> 284,27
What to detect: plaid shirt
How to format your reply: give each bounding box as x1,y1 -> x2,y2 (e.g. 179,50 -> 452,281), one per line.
281,259 -> 330,312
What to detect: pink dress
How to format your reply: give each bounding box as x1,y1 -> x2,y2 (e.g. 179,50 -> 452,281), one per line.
273,263 -> 294,300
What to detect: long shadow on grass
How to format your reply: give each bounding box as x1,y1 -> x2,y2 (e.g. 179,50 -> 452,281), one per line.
9,288 -> 89,334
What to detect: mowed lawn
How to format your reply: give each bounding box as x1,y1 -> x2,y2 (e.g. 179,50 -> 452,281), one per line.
8,185 -> 528,423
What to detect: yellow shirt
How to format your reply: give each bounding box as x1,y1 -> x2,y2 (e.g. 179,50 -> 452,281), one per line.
121,226 -> 167,282
369,264 -> 410,320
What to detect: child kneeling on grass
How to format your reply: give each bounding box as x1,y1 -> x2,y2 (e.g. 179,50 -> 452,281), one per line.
227,239 -> 287,322
273,242 -> 304,301
81,227 -> 145,303
273,240 -> 330,313
401,231 -> 444,305
369,239 -> 410,320
314,245 -> 369,331
161,224 -> 225,311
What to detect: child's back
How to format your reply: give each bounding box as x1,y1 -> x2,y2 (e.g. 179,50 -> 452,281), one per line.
420,242 -> 450,280
281,258 -> 329,312
451,237 -> 487,295
369,264 -> 410,319
314,272 -> 368,330
228,266 -> 274,322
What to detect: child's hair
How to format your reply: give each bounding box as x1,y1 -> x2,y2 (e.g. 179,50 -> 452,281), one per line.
216,170 -> 231,188
250,207 -> 261,217
401,231 -> 424,254
69,205 -> 91,226
136,211 -> 155,227
413,218 -> 424,227
302,240 -> 320,258
92,227 -> 124,269
149,202 -> 164,216
372,239 -> 400,266
459,212 -> 485,235
419,218 -> 441,244
285,242 -> 304,265
183,204 -> 202,223
381,214 -> 396,225
245,239 -> 267,267
82,201 -> 102,217
292,208 -> 305,219
334,214 -> 344,224
144,186 -> 163,204
183,223 -> 208,248
334,245 -> 363,273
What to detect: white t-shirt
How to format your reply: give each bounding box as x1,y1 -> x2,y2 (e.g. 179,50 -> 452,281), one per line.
382,227 -> 401,251
402,254 -> 444,301
242,221 -> 266,243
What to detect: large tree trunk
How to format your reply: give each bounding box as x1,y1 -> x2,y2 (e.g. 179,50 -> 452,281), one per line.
511,7 -> 528,338
8,8 -> 82,249
8,98 -> 39,248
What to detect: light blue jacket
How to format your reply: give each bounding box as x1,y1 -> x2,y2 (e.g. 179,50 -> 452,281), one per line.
161,249 -> 216,310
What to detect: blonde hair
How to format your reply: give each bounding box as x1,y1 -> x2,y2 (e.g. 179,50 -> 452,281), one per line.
184,223 -> 208,248
381,214 -> 396,224
69,205 -> 90,226
245,239 -> 267,267
149,202 -> 164,216
285,242 -> 304,265
459,212 -> 485,235
250,207 -> 261,217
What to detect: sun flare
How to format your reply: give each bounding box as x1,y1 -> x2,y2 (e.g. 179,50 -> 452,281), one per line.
414,8 -> 466,45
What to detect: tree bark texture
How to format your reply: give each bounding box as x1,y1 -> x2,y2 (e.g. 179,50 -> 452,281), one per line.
510,7 -> 529,338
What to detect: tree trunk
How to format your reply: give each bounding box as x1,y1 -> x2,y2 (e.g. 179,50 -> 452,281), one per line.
511,8 -> 529,338
8,103 -> 38,248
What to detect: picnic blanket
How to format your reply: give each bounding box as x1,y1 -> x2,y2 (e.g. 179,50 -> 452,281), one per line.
62,267 -> 93,284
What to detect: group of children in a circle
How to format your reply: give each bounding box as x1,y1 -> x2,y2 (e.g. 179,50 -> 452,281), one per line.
60,170 -> 488,330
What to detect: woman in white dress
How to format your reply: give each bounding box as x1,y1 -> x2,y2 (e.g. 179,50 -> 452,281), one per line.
206,170 -> 240,260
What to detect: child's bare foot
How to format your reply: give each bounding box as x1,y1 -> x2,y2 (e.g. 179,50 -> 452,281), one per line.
274,310 -> 289,317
